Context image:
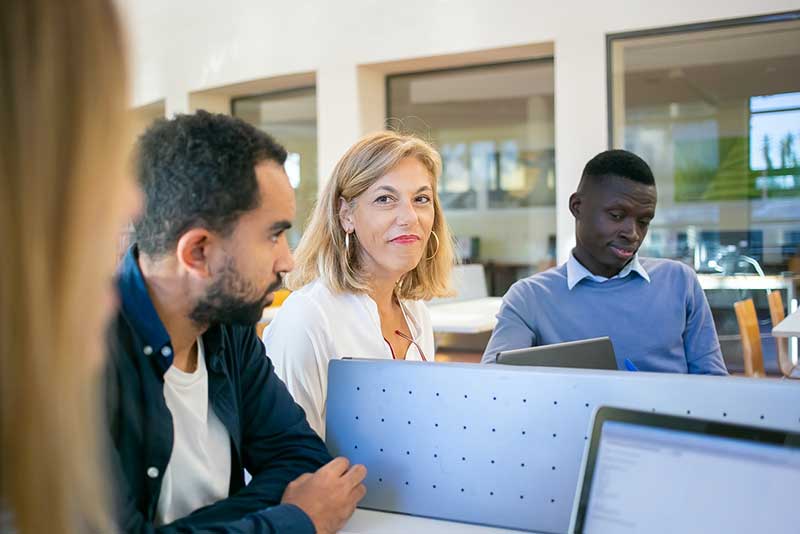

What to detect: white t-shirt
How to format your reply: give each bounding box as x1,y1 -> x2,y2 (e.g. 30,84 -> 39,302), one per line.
156,337 -> 231,525
262,279 -> 434,439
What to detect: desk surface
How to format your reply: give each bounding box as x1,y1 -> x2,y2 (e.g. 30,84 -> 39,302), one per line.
342,509 -> 537,534
427,297 -> 503,334
773,307 -> 800,337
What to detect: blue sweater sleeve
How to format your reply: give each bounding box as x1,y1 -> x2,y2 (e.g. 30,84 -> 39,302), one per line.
482,280 -> 537,363
683,269 -> 728,375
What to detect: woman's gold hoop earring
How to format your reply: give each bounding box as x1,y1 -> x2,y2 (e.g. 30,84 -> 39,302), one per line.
426,230 -> 440,261
345,232 -> 350,254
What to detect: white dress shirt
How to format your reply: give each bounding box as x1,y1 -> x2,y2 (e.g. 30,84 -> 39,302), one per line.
262,279 -> 433,439
566,252 -> 650,290
156,337 -> 231,525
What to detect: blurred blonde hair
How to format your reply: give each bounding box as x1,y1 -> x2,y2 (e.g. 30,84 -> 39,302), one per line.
0,0 -> 130,532
287,131 -> 455,300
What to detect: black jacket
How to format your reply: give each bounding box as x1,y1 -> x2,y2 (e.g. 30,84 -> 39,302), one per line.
106,246 -> 331,532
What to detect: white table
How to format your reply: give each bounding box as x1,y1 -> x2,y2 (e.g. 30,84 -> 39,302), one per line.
427,297 -> 503,334
772,307 -> 800,337
342,509 -> 536,534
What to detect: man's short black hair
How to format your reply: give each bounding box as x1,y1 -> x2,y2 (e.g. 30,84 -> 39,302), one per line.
580,149 -> 655,186
134,110 -> 288,257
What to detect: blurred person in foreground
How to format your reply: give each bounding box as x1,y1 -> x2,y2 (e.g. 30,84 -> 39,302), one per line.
0,0 -> 133,532
106,110 -> 365,533
263,131 -> 455,438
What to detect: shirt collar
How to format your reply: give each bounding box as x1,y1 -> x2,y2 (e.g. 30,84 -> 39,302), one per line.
117,245 -> 228,373
566,252 -> 650,291
117,245 -> 173,367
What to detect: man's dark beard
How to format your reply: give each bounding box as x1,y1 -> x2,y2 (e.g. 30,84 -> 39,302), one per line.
189,257 -> 282,327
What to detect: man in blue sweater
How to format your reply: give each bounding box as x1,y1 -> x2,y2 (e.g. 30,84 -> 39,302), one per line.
482,149 -> 728,375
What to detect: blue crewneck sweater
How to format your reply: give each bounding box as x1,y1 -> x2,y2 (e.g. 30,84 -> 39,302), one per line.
482,258 -> 728,375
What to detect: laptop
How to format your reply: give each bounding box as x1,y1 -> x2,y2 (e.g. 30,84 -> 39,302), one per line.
568,407 -> 800,534
495,336 -> 618,370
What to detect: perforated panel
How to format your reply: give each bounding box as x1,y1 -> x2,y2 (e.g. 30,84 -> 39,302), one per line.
326,360 -> 800,533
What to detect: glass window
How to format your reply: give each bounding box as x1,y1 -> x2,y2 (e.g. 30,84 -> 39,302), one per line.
610,16 -> 800,373
388,60 -> 556,295
610,18 -> 800,274
232,87 -> 317,248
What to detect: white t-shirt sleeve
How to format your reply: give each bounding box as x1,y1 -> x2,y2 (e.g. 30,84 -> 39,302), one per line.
262,292 -> 331,439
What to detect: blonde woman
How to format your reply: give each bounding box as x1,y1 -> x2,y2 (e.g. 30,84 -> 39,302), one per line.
0,0 -> 132,533
263,132 -> 455,438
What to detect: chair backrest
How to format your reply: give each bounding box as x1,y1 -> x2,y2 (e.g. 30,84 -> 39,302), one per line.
734,298 -> 766,377
767,290 -> 793,377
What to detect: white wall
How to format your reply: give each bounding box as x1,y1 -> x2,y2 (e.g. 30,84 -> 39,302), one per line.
118,0 -> 798,262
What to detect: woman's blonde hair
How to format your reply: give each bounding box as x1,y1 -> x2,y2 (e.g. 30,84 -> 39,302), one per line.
0,0 -> 130,532
287,131 -> 455,300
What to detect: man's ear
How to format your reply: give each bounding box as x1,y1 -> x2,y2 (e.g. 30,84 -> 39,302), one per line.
569,192 -> 582,219
175,228 -> 214,279
338,196 -> 354,233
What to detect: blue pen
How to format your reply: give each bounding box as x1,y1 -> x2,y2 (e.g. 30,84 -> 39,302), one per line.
623,358 -> 639,371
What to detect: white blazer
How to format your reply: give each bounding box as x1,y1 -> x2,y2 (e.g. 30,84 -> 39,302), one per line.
262,279 -> 434,438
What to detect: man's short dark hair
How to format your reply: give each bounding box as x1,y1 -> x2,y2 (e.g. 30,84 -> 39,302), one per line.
134,110 -> 288,256
580,149 -> 655,186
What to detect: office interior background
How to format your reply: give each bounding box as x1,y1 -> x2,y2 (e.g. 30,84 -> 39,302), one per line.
121,0 -> 800,373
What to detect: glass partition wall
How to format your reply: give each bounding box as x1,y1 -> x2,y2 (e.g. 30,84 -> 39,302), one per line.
609,14 -> 800,372
388,60 -> 556,295
233,87 -> 318,248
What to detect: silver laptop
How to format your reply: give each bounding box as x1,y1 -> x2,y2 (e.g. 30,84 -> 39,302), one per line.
495,336 -> 618,370
568,407 -> 800,534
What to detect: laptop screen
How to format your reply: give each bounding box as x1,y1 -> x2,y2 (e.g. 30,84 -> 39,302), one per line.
578,417 -> 800,534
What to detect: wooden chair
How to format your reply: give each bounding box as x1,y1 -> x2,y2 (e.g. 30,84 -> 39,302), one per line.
255,288 -> 292,339
767,291 -> 797,378
733,298 -> 766,377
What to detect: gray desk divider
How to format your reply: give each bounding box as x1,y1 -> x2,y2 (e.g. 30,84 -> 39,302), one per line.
325,359 -> 800,534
